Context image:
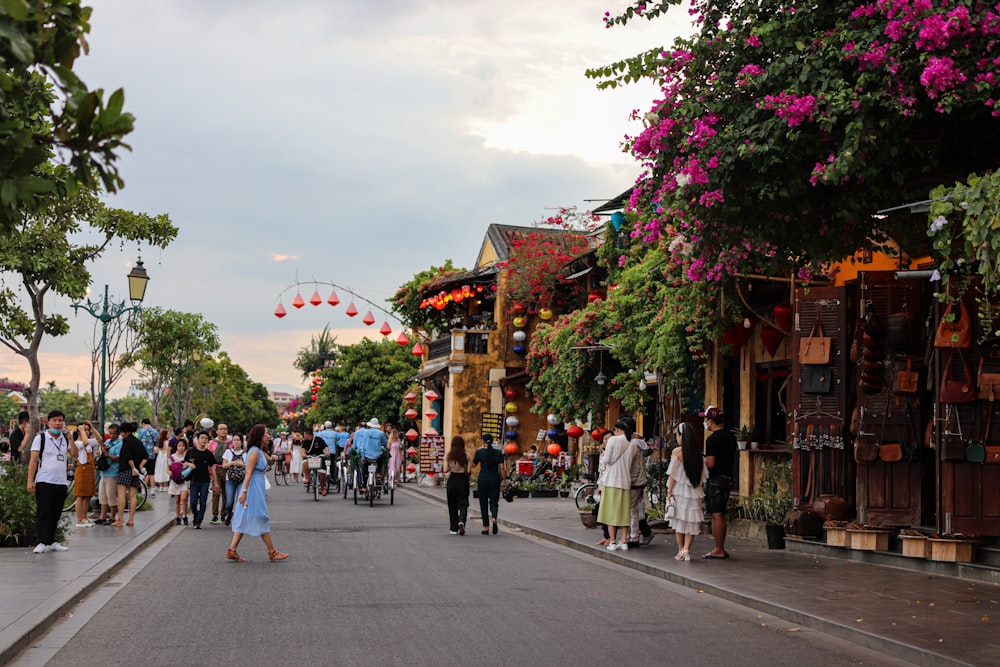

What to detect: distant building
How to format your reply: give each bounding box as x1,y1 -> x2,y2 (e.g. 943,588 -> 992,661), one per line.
270,391 -> 295,410
127,379 -> 152,400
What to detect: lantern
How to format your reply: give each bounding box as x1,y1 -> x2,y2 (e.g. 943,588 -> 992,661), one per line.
404,408 -> 418,420
547,443 -> 561,456
760,326 -> 785,357
512,302 -> 525,314
772,302 -> 792,332
591,428 -> 604,442
505,416 -> 519,427
405,429 -> 419,441
546,413 -> 559,425
566,425 -> 584,438
406,446 -> 418,457
611,211 -> 625,231
512,344 -> 526,355
274,303 -> 287,318
546,428 -> 560,439
505,402 -> 518,414
424,426 -> 439,436
512,316 -> 527,328
362,310 -> 375,326
397,331 -> 410,346
504,442 -> 519,455
380,321 -> 392,336
406,462 -> 416,473
504,388 -> 518,399
424,389 -> 439,402
292,292 -> 305,309
425,408 -> 438,420
588,291 -> 602,303
327,291 -> 340,306
539,308 -> 553,320
306,290 -> 319,306
505,429 -> 519,440
403,391 -> 417,403
345,302 -> 358,317
412,342 -> 424,356
512,330 -> 527,342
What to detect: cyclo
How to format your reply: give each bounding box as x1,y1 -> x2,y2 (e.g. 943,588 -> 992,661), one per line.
305,454 -> 330,501
353,457 -> 393,506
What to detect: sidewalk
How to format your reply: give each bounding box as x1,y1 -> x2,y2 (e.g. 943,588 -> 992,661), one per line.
0,494 -> 175,666
403,484 -> 999,667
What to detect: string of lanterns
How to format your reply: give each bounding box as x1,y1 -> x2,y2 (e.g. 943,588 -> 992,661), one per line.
419,282 -> 491,311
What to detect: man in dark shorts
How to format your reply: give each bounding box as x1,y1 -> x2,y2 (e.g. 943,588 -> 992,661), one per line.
701,406 -> 736,559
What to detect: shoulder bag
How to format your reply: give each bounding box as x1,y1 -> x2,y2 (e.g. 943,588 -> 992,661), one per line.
800,321 -> 832,365
876,396 -> 903,463
934,300 -> 971,349
854,406 -> 880,465
894,357 -> 919,395
941,351 -> 976,404
940,405 -> 967,461
966,404 -> 987,464
801,365 -> 832,394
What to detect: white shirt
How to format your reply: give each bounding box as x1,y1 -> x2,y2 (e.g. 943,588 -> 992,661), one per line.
74,437 -> 98,465
31,431 -> 69,486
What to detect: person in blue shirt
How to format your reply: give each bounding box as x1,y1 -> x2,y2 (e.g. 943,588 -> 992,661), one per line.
334,423 -> 350,456
316,421 -> 338,454
97,424 -> 122,525
355,418 -> 388,493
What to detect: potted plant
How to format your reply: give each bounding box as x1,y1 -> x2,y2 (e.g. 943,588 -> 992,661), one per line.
739,458 -> 792,549
733,425 -> 753,450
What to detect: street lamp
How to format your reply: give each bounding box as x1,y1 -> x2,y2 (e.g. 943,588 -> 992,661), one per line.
72,259 -> 150,432
176,351 -> 202,426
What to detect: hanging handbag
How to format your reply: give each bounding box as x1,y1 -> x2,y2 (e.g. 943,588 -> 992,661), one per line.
977,357 -> 1000,400
801,365 -> 832,393
940,405 -> 967,461
800,320 -> 833,365
886,310 -> 911,354
854,407 -> 880,465
934,300 -> 972,349
873,396 -> 902,463
940,351 -> 977,403
894,357 -> 919,394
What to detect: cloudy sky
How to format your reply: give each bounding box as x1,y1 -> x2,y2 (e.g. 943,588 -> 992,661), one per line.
0,1 -> 692,398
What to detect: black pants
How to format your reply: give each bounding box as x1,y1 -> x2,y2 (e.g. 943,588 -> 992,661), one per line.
35,482 -> 68,546
478,477 -> 500,527
446,473 -> 470,531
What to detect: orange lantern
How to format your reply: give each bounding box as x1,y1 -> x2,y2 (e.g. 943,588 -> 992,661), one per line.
404,408 -> 418,420
405,428 -> 419,441
547,443 -> 561,456
504,442 -> 519,455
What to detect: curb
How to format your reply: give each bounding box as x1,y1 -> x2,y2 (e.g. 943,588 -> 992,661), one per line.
400,485 -> 972,667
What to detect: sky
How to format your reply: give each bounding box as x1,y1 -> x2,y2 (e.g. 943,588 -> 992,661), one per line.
0,1 -> 692,399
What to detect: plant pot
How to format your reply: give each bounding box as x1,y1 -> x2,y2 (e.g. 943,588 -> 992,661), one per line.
765,523 -> 785,549
928,538 -> 977,563
750,442 -> 760,450
579,512 -> 598,529
532,489 -> 558,498
559,490 -> 570,498
737,440 -> 748,451
900,535 -> 932,558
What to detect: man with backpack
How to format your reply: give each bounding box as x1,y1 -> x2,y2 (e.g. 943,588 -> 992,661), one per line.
208,423 -> 232,525
26,410 -> 73,554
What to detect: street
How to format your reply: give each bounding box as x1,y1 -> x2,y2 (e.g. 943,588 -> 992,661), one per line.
17,484 -> 906,667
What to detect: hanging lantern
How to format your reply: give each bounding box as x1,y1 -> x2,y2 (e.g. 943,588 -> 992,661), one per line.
425,408 -> 438,420
379,321 -> 392,336
546,413 -> 559,425
292,292 -> 305,309
362,310 -> 375,326
588,291 -> 603,303
274,303 -> 287,318
412,342 -> 424,356
309,290 -> 322,306
327,290 -> 340,306
423,426 -> 439,436
505,402 -> 518,414
406,462 -> 417,473
505,416 -> 519,427
611,211 -> 625,231
566,425 -> 584,439
512,302 -> 526,315
406,446 -> 418,457
760,326 -> 785,357
404,408 -> 418,420
397,331 -> 410,346
513,344 -> 526,355
405,428 -> 419,441
512,330 -> 527,342
772,302 -> 792,332
345,302 -> 358,317
504,388 -> 518,400
452,288 -> 464,303
539,308 -> 553,321
505,429 -> 519,440
403,391 -> 417,404
424,389 -> 439,402
512,316 -> 527,328
591,428 -> 605,442
504,442 -> 519,455
547,443 -> 562,456
546,428 -> 560,439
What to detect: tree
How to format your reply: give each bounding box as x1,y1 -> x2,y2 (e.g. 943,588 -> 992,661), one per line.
86,303 -> 138,421
292,325 -> 337,381
131,309 -> 219,427
589,1 -> 1000,280
106,395 -> 152,424
37,386 -> 91,425
192,353 -> 279,433
0,1 -> 135,230
0,188 -> 175,458
390,260 -> 466,336
312,338 -> 421,428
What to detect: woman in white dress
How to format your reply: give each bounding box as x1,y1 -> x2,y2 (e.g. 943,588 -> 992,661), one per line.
153,429 -> 171,492
289,432 -> 304,483
666,422 -> 708,561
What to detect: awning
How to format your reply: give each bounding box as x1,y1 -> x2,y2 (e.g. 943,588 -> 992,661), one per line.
410,362 -> 448,382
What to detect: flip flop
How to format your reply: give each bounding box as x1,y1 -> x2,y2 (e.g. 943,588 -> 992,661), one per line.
702,552 -> 730,559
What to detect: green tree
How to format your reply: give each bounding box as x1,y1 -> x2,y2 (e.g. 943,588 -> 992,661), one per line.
37,387 -> 91,425
0,188 -> 175,458
0,1 -> 135,229
192,353 -> 279,433
131,308 -> 219,427
292,325 -> 337,381
390,260 -> 465,336
107,395 -> 152,424
313,338 -> 420,428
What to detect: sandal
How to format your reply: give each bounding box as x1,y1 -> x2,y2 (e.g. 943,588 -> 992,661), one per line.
596,539 -> 610,546
110,522 -> 124,527
226,549 -> 245,562
268,550 -> 289,562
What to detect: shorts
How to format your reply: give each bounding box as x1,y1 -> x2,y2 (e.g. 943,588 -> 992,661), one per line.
704,476 -> 732,514
99,477 -> 118,506
117,470 -> 142,488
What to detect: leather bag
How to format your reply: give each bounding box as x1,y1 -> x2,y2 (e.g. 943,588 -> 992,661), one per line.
894,358 -> 919,394
940,351 -> 976,404
886,311 -> 910,354
985,446 -> 1000,463
977,357 -> 1000,400
935,300 -> 972,349
800,321 -> 832,365
879,442 -> 903,463
801,365 -> 832,394
854,421 -> 880,465
941,406 -> 967,461
811,494 -> 849,521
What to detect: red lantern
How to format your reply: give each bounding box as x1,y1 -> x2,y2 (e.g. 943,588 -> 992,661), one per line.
425,408 -> 438,420
404,408 -> 418,420
546,443 -> 561,456
760,326 -> 785,357
512,302 -> 525,314
504,388 -> 518,399
405,428 -> 419,441
424,389 -> 439,402
292,292 -> 305,309
327,290 -> 340,306
591,428 -> 605,442
588,291 -> 603,303
403,391 -> 417,403
424,426 -> 439,436
772,302 -> 792,332
406,446 -> 418,456
362,310 -> 375,326
406,462 -> 416,473
309,290 -> 322,306
566,425 -> 584,439
274,303 -> 287,318
412,342 -> 424,356
345,302 -> 358,317
380,321 -> 392,336
504,442 -> 519,455
397,331 -> 410,346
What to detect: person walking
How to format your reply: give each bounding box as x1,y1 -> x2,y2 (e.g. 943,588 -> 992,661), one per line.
443,435 -> 470,535
701,406 -> 737,559
112,422 -> 147,527
596,420 -> 637,551
227,424 -> 288,562
667,422 -> 708,561
96,424 -> 121,525
289,432 -> 304,483
472,434 -> 505,535
208,423 -> 232,525
186,431 -> 215,529
138,418 -> 158,496
387,425 -> 403,483
27,410 -> 72,553
623,418 -> 654,548
168,439 -> 192,525
9,410 -> 27,464
72,422 -> 99,527
221,434 -> 246,526
153,429 -> 171,492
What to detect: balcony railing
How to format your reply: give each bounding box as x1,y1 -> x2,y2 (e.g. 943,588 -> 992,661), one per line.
425,329 -> 491,362
427,336 -> 452,361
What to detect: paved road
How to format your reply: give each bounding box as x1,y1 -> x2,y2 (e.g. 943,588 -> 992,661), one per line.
20,483 -> 907,667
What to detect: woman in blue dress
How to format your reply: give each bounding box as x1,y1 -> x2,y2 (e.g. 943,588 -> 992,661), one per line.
226,424 -> 289,562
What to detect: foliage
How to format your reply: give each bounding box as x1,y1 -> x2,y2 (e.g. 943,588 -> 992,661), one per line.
106,395 -> 153,424
0,461 -> 67,543
191,353 -> 279,433
293,325 -> 337,381
589,1 -> 1000,281
312,338 -> 421,428
739,457 -> 792,525
389,260 -> 467,335
499,230 -> 590,315
38,386 -> 92,425
0,0 -> 135,230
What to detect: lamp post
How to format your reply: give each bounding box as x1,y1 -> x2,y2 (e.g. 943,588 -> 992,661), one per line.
175,352 -> 202,427
71,259 -> 150,432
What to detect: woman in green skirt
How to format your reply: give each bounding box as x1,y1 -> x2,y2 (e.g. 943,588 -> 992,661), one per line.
596,420 -> 637,551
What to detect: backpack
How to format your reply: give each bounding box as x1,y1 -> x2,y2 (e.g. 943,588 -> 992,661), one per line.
212,439 -> 228,464
170,459 -> 186,484
226,451 -> 246,483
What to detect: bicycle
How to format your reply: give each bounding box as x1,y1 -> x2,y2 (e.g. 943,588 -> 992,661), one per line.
305,456 -> 323,501
324,456 -> 341,495
386,465 -> 396,505
64,473 -> 147,514
573,481 -> 599,510
362,458 -> 382,507
272,455 -> 287,486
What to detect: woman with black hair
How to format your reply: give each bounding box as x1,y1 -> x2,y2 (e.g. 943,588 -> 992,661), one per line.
596,420 -> 636,551
227,424 -> 288,562
112,422 -> 147,528
666,422 -> 708,561
443,436 -> 470,535
472,434 -> 506,535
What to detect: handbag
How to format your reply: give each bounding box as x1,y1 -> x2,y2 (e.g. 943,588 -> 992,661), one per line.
879,442 -> 903,463
934,300 -> 972,349
854,407 -> 880,465
894,358 -> 919,394
801,365 -> 832,394
665,498 -> 676,520
977,357 -> 1000,400
95,455 -> 111,471
940,405 -> 967,461
941,351 -> 977,403
800,321 -> 833,365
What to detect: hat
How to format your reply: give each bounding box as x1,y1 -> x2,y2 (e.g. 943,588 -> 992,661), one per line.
366,418 -> 381,428
292,432 -> 303,441
324,421 -> 332,429
699,405 -> 724,423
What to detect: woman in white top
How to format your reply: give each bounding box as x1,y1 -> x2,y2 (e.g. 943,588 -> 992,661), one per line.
289,433 -> 304,483
153,429 -> 171,491
596,420 -> 637,552
666,422 -> 708,561
73,422 -> 99,527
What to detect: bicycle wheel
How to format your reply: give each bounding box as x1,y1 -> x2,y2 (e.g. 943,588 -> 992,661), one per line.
62,481 -> 76,512
342,466 -> 348,498
646,477 -> 665,512
574,483 -> 597,510
135,479 -> 148,511
389,476 -> 395,505
353,469 -> 358,505
368,471 -> 375,507
312,471 -> 318,501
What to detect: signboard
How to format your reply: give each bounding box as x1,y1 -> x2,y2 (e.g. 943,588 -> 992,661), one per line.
418,435 -> 446,474
481,412 -> 503,444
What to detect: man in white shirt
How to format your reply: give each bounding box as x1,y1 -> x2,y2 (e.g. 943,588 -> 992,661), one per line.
26,410 -> 72,554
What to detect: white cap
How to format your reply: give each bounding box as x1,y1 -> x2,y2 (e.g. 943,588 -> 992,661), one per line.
366,418 -> 381,428
324,421 -> 332,429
